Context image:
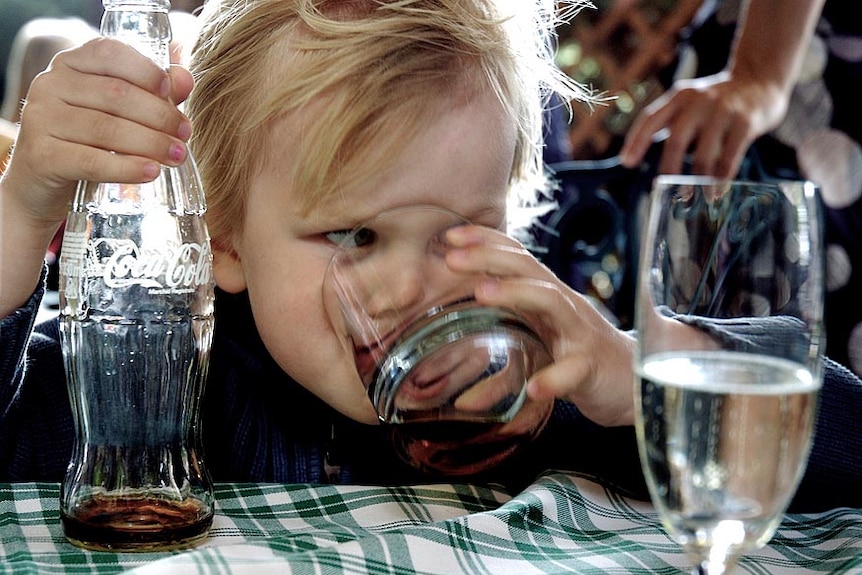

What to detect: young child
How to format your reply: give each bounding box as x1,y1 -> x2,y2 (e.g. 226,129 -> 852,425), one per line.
0,0 -> 858,511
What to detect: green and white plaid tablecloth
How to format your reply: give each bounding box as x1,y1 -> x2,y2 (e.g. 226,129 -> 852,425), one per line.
1,472 -> 860,574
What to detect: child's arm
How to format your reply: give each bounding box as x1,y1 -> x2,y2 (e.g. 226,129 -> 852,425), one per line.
0,38 -> 193,318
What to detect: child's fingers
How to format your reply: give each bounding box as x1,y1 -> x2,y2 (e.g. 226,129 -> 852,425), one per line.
474,275 -> 571,321
67,145 -> 162,185
468,269 -> 638,427
19,89 -> 186,182
528,358 -> 635,427
37,42 -> 191,142
13,121 -> 162,189
446,225 -> 551,280
43,99 -> 186,166
18,39 -> 192,184
444,224 -> 639,428
167,65 -> 194,105
527,358 -> 591,402
445,224 -> 580,330
55,73 -> 190,139
54,37 -> 171,98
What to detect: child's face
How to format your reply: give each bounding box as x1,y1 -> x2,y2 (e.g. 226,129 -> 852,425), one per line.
212,86 -> 517,424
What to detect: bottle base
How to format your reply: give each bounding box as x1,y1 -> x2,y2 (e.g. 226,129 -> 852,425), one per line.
61,494 -> 213,552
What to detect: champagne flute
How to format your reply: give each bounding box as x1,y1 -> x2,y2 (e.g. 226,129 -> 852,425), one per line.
633,176 -> 825,574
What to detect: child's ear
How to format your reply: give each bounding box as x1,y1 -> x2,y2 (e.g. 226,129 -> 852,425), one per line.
211,238 -> 247,294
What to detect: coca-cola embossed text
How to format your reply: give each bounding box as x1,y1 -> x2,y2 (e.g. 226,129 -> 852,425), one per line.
86,238 -> 212,294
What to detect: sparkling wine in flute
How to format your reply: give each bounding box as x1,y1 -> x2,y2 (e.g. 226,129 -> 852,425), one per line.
636,350 -> 819,566
634,177 -> 824,574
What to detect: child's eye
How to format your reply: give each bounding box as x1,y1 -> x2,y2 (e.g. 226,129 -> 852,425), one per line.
325,227 -> 377,249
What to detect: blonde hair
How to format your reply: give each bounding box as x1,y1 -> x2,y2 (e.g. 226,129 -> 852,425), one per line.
186,0 -> 589,244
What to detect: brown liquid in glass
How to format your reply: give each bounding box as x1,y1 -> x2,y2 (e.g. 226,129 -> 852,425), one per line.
61,494 -> 212,552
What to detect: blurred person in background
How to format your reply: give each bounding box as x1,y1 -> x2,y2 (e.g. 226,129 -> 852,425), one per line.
1,16 -> 98,123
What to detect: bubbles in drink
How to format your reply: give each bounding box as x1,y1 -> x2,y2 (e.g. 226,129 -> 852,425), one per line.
636,350 -> 819,556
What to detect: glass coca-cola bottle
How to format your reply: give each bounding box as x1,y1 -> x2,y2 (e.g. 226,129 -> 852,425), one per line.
58,0 -> 215,552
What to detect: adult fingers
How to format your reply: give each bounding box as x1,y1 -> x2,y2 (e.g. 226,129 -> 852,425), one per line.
688,112 -> 727,176
620,92 -> 677,168
654,92 -> 713,175
713,111 -> 755,179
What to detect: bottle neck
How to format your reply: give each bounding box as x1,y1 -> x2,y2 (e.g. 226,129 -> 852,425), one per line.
100,0 -> 172,69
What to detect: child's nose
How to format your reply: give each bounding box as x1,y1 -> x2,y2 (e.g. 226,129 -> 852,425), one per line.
364,252 -> 427,320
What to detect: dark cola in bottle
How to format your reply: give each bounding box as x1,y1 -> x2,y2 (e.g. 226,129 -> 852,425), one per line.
58,0 -> 215,551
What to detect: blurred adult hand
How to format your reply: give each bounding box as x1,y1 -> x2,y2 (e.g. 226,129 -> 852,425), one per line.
619,70 -> 790,178
618,0 -> 825,179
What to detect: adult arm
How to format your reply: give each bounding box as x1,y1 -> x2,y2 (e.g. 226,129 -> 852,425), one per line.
620,0 -> 825,178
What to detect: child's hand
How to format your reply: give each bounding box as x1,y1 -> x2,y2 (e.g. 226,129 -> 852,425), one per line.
3,37 -> 193,227
445,224 -> 636,427
0,37 -> 194,317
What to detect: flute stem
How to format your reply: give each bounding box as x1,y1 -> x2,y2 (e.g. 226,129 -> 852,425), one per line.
691,551 -> 737,575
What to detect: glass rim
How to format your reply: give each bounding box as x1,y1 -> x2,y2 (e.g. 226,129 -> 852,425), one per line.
654,174 -> 819,190
370,299 -> 549,423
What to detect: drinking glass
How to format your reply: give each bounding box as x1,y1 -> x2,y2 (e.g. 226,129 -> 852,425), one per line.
633,176 -> 825,574
323,205 -> 554,475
